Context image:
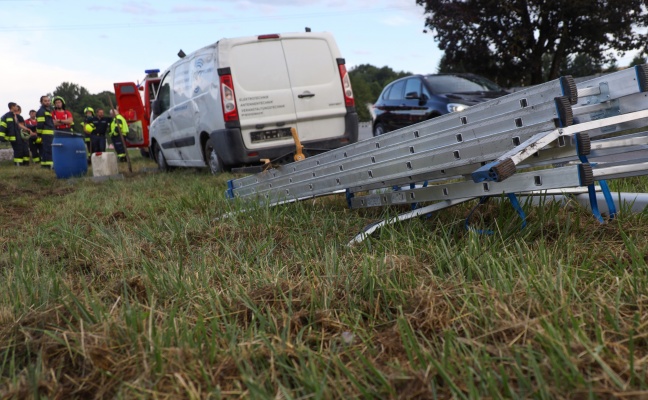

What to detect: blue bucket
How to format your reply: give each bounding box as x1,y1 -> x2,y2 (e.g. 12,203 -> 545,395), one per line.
52,131 -> 88,179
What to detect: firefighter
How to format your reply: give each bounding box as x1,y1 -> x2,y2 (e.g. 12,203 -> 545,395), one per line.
109,108 -> 128,162
90,108 -> 111,153
0,102 -> 30,166
15,105 -> 31,165
52,96 -> 74,132
82,107 -> 95,155
25,109 -> 41,164
36,95 -> 55,168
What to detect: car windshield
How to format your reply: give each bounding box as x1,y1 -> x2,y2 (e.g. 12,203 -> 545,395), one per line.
424,74 -> 503,93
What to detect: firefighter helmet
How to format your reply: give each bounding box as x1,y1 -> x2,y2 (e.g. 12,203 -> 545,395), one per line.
52,96 -> 66,108
84,123 -> 94,134
84,107 -> 95,115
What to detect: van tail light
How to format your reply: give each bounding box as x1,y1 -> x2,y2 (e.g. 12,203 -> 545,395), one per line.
219,74 -> 239,122
337,61 -> 355,107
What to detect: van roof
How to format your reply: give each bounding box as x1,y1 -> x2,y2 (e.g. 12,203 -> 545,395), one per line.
161,31 -> 338,74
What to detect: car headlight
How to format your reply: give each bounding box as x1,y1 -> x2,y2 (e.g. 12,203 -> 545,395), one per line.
447,103 -> 468,113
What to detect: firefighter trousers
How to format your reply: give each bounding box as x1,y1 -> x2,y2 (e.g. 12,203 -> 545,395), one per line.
28,135 -> 41,163
40,134 -> 54,168
111,134 -> 127,161
10,135 -> 30,165
91,135 -> 106,153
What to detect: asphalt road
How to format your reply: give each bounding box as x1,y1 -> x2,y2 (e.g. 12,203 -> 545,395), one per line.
358,121 -> 372,141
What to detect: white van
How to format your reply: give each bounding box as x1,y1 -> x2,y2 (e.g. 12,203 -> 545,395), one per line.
149,31 -> 359,173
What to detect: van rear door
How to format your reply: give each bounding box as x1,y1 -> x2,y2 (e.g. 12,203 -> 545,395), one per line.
282,36 -> 346,142
229,38 -> 298,151
229,34 -> 348,151
114,82 -> 147,147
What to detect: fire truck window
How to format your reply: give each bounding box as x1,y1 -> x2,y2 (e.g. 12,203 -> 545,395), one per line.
120,86 -> 136,94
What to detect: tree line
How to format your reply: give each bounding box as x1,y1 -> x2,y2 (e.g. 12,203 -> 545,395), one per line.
45,2 -> 648,125
50,48 -> 648,127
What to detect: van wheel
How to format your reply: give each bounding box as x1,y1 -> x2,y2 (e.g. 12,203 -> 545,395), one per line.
155,143 -> 170,172
373,123 -> 386,136
205,140 -> 223,174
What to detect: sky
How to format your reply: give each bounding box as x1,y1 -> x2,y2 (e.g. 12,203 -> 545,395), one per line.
0,0 -> 441,113
0,0 -> 641,114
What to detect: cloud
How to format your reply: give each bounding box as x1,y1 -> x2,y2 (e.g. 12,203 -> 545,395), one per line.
0,35 -> 130,113
87,5 -> 114,11
121,2 -> 158,15
171,5 -> 223,13
381,15 -> 411,27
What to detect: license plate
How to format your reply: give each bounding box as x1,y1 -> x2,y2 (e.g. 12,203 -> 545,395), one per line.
250,127 -> 292,143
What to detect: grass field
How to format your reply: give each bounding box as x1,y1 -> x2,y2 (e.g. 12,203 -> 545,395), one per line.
1,149 -> 647,399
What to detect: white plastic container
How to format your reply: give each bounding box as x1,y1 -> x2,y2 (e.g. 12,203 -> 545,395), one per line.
91,152 -> 118,177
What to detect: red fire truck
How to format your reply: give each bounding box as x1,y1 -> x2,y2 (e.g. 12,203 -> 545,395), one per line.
113,69 -> 161,157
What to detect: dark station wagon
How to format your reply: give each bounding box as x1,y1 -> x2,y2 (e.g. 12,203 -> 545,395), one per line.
372,73 -> 508,136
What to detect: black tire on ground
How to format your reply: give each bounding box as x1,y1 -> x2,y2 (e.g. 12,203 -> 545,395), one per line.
204,139 -> 224,174
155,142 -> 170,172
373,123 -> 386,137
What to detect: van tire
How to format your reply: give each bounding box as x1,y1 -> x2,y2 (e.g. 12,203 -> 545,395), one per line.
155,143 -> 170,172
373,123 -> 386,136
205,140 -> 223,174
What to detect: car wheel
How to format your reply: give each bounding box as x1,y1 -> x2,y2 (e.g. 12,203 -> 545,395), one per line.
373,123 -> 386,136
204,140 -> 223,174
155,142 -> 170,172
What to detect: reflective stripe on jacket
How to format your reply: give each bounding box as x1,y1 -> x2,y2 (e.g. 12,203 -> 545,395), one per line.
36,106 -> 55,135
0,112 -> 19,140
110,114 -> 129,137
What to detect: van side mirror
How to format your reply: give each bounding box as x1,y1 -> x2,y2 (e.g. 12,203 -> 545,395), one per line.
152,99 -> 161,117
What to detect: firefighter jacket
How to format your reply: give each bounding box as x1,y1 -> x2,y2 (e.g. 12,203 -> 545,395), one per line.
92,116 -> 112,136
84,115 -> 96,134
53,109 -> 74,132
25,117 -> 37,133
0,111 -> 20,141
110,114 -> 129,137
36,106 -> 55,135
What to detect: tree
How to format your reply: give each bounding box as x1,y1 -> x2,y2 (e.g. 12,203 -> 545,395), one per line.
51,83 -> 115,132
629,53 -> 647,67
417,0 -> 648,86
564,53 -> 603,78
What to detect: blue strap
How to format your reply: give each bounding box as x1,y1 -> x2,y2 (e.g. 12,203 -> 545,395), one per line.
574,134 -> 606,222
464,196 -> 493,234
345,189 -> 354,209
507,193 -> 527,229
226,179 -> 235,199
464,194 -> 527,234
586,184 -> 604,223
598,179 -> 617,219
410,183 -> 419,210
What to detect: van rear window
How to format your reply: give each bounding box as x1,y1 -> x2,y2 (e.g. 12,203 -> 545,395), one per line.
230,41 -> 291,91
283,39 -> 336,87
